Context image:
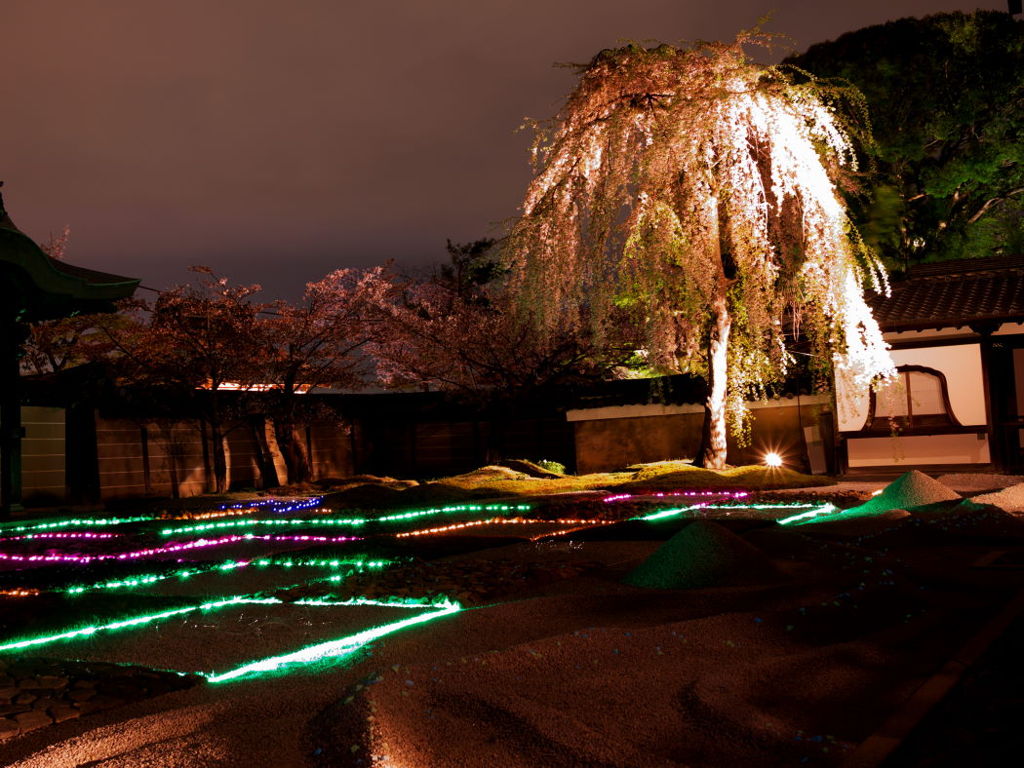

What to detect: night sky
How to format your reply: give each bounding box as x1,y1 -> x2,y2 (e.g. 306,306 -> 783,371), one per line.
0,1 -> 1008,298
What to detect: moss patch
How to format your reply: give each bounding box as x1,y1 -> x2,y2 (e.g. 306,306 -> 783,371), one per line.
379,462 -> 832,503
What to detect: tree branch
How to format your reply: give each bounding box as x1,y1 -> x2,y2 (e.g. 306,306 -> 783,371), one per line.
967,187 -> 1024,224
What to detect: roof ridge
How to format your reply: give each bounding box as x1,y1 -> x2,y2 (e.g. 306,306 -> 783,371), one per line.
897,255 -> 1024,281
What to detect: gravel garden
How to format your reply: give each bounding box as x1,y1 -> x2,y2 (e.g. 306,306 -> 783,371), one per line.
1,463 -> 1024,766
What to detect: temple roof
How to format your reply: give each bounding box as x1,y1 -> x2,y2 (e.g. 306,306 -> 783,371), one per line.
869,256 -> 1024,332
0,187 -> 139,322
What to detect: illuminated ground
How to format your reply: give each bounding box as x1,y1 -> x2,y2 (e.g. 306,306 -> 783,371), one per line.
1,475 -> 1024,766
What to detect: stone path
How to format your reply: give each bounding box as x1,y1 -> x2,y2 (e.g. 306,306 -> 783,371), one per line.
0,657 -> 197,743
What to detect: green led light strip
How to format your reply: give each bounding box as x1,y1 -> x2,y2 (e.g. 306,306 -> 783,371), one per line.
2,582 -> 460,684
0,516 -> 155,534
64,557 -> 395,596
293,596 -> 456,609
0,596 -> 282,653
374,503 -> 532,524
632,501 -> 826,523
205,600 -> 463,683
254,557 -> 393,569
632,504 -> 706,521
65,561 -> 251,595
776,503 -> 839,526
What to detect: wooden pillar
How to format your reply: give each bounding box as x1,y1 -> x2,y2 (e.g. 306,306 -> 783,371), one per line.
972,323 -> 1006,472
65,403 -> 100,504
0,321 -> 28,517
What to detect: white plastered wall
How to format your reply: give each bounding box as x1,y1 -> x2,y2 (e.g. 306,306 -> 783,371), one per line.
847,433 -> 990,467
837,342 -> 986,431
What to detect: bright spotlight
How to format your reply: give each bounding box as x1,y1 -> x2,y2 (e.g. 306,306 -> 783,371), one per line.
763,452 -> 783,468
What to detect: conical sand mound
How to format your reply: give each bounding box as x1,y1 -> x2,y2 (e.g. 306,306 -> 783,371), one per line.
836,471 -> 959,520
973,483 -> 1024,515
623,521 -> 778,589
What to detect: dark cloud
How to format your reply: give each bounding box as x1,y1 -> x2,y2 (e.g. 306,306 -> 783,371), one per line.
0,0 -> 1005,298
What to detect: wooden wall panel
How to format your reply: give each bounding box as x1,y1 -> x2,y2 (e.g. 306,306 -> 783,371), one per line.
21,406 -> 66,503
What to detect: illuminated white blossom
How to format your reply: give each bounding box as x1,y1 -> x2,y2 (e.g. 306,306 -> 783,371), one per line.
506,35 -> 895,467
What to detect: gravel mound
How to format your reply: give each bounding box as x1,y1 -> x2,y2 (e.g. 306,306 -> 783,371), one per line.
839,471 -> 959,519
972,483 -> 1024,514
623,521 -> 779,589
936,474 -> 1024,493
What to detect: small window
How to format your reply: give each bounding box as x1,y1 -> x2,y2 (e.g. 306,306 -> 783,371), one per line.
867,366 -> 960,431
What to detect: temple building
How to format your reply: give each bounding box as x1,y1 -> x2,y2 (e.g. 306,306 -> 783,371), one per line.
838,256 -> 1024,473
0,184 -> 139,514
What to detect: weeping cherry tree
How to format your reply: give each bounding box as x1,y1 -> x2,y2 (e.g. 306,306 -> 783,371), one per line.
506,33 -> 895,469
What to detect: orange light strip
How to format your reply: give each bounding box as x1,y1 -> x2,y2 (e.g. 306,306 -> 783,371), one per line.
529,524 -> 610,541
167,508 -> 256,521
0,588 -> 40,597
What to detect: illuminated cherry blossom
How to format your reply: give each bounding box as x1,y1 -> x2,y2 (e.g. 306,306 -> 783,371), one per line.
507,34 -> 894,468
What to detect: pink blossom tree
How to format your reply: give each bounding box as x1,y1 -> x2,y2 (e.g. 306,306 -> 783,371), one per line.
506,34 -> 895,468
97,267 -> 263,493
370,241 -> 631,398
256,266 -> 394,483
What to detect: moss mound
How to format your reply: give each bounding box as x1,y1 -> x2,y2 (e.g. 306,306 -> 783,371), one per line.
622,463 -> 827,491
498,459 -> 564,479
623,521 -> 780,589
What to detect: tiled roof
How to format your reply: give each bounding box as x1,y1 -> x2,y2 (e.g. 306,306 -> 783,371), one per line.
869,256 -> 1024,331
47,257 -> 138,289
1,189 -> 139,320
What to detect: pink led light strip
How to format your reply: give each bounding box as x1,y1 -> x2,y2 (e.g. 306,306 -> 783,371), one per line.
0,533 -> 363,564
0,532 -> 119,542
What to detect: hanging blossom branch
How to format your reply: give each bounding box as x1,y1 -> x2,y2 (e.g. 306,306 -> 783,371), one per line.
505,32 -> 895,465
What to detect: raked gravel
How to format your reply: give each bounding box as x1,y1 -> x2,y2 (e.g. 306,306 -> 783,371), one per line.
51,602 -> 416,675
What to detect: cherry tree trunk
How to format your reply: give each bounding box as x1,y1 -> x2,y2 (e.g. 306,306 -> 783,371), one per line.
697,293 -> 731,470
208,420 -> 229,494
274,418 -> 312,485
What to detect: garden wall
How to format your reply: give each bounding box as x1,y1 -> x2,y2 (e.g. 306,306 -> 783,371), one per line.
93,417 -> 357,499
569,394 -> 834,474
354,416 -> 575,479
21,406 -> 66,505
308,422 -> 355,480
